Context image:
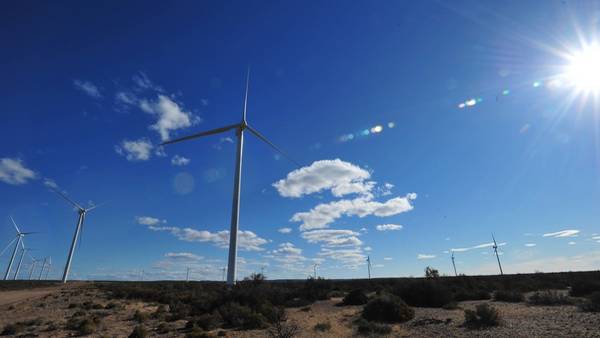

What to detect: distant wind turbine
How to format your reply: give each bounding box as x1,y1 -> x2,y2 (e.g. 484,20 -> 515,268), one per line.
161,72 -> 300,285
4,217 -> 36,280
38,257 -> 48,280
13,244 -> 34,280
366,256 -> 372,280
28,257 -> 38,280
492,233 -> 503,275
451,251 -> 457,277
44,259 -> 52,279
313,264 -> 318,279
49,188 -> 102,283
186,267 -> 190,282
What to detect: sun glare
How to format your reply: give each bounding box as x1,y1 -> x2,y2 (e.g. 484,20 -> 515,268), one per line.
566,44 -> 600,93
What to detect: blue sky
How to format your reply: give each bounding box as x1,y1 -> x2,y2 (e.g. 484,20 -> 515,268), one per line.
1,1 -> 600,281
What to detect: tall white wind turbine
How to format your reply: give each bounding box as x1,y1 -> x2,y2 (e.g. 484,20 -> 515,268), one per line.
28,256 -> 38,280
451,251 -> 457,277
3,217 -> 36,280
13,243 -> 33,280
366,256 -> 372,280
492,233 -> 503,275
161,72 -> 300,286
50,188 -> 101,283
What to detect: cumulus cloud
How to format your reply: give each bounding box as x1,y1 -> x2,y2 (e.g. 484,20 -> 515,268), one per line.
0,158 -> 37,185
375,224 -> 403,231
148,225 -> 268,251
543,230 -> 579,238
139,95 -> 198,141
273,159 -> 373,198
301,229 -> 362,247
278,227 -> 292,234
291,194 -> 416,231
318,247 -> 366,268
136,216 -> 166,226
115,138 -> 154,161
73,79 -> 101,98
417,254 -> 436,260
171,155 -> 190,166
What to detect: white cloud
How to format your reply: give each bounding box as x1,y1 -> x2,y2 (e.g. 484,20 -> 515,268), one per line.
132,72 -> 163,92
273,159 -> 373,198
364,246 -> 372,251
171,155 -> 190,166
291,194 -> 416,231
417,254 -> 436,260
136,216 -> 166,226
115,138 -> 153,161
73,79 -> 101,98
383,257 -> 393,261
278,227 -> 292,234
0,158 -> 37,185
568,241 -> 576,245
148,225 -> 268,251
301,229 -> 362,247
318,247 -> 365,268
139,95 -> 198,141
115,91 -> 137,105
525,243 -> 537,247
375,224 -> 403,231
592,236 -> 600,240
543,230 -> 579,238
164,252 -> 203,261
270,242 -> 306,265
43,178 -> 58,189
272,242 -> 302,256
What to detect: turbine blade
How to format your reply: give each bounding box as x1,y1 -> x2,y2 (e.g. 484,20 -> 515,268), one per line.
21,232 -> 38,235
161,124 -> 239,146
49,187 -> 83,211
0,237 -> 17,257
9,216 -> 21,234
85,201 -> 107,212
246,125 -> 302,168
243,68 -> 250,121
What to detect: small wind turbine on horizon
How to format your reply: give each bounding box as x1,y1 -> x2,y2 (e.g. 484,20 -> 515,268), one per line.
13,243 -> 34,280
3,216 -> 36,280
366,256 -> 372,280
492,233 -> 503,275
28,256 -> 38,280
313,264 -> 318,279
161,71 -> 301,286
451,251 -> 457,277
38,256 -> 49,280
49,187 -> 102,283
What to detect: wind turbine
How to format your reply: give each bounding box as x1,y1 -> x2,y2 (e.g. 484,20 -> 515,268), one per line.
4,217 -> 36,280
221,267 -> 226,282
313,264 -> 318,279
13,244 -> 34,280
186,267 -> 190,282
366,256 -> 372,280
44,257 -> 52,279
28,257 -> 38,280
49,188 -> 101,283
492,233 -> 503,275
161,72 -> 300,285
451,251 -> 457,277
38,257 -> 48,280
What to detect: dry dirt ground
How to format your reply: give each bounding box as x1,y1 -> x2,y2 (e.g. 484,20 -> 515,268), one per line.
1,284 -> 599,337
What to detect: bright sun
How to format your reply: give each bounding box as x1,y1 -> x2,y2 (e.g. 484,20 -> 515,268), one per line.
566,45 -> 600,93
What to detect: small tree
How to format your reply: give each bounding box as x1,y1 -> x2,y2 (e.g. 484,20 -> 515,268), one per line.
425,266 -> 439,279
267,307 -> 299,338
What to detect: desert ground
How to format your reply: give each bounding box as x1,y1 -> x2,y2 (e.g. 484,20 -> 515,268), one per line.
1,278 -> 599,337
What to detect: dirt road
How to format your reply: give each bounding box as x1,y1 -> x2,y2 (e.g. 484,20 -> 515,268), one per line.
0,286 -> 62,307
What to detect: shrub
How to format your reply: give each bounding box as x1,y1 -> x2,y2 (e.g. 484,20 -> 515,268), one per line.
453,289 -> 490,301
66,316 -> 100,335
528,290 -> 572,306
342,289 -> 369,306
493,290 -> 524,303
129,325 -> 147,338
1,322 -> 25,335
219,302 -> 267,330
194,312 -> 222,331
362,294 -> 414,323
267,307 -> 298,338
156,322 -> 172,334
579,291 -> 600,312
186,328 -> 211,338
425,266 -> 440,279
464,304 -> 500,328
355,318 -> 392,335
570,281 -> 600,297
314,321 -> 331,332
396,280 -> 453,307
442,301 -> 459,310
133,310 -> 149,323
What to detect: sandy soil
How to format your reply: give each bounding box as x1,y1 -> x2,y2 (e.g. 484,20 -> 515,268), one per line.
1,285 -> 599,337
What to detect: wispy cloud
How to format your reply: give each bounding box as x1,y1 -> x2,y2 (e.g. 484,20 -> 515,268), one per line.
301,229 -> 362,248
383,257 -> 393,261
164,252 -> 203,261
171,155 -> 190,166
525,243 -> 537,247
115,138 -> 154,161
417,254 -> 436,260
451,241 -> 506,252
136,216 -> 166,226
543,230 -> 579,238
0,158 -> 37,185
73,79 -> 101,98
375,224 -> 403,231
278,227 -> 292,234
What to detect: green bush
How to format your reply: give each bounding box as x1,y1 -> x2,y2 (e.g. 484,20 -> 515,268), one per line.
528,290 -> 572,306
314,321 -> 331,331
464,303 -> 500,328
218,302 -> 267,330
396,280 -> 453,307
194,312 -> 222,331
342,289 -> 369,306
355,318 -> 392,335
579,291 -> 600,312
493,290 -> 524,302
129,325 -> 147,338
362,294 -> 414,323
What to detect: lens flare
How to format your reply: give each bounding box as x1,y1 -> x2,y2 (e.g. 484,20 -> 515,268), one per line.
566,44 -> 600,93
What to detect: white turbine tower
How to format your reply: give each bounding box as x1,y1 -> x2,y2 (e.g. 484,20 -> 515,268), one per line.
13,244 -> 34,280
28,256 -> 38,280
4,217 -> 36,280
451,251 -> 457,277
50,188 -> 101,283
366,256 -> 372,280
161,72 -> 300,286
38,257 -> 48,280
492,233 -> 503,275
